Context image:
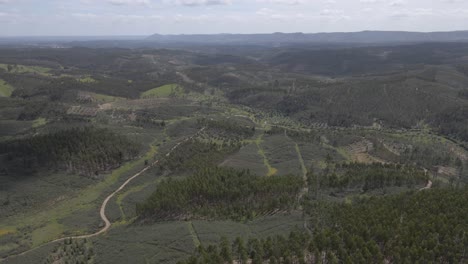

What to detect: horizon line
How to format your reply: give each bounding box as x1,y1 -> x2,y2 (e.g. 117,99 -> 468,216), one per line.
2,29 -> 468,38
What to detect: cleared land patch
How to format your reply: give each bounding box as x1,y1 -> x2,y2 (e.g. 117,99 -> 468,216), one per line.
261,134 -> 302,176
141,84 -> 184,98
0,64 -> 51,76
77,76 -> 97,83
220,143 -> 268,176
0,80 -> 14,97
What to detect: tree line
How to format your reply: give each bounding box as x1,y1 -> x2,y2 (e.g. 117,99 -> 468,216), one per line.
179,187 -> 467,263
137,167 -> 303,221
0,127 -> 140,177
308,162 -> 428,195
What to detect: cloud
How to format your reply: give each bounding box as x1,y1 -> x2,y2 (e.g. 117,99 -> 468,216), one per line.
388,0 -> 405,7
359,0 -> 382,3
256,0 -> 306,5
106,0 -> 151,6
0,0 -> 12,3
390,8 -> 434,19
319,9 -> 344,16
173,0 -> 231,6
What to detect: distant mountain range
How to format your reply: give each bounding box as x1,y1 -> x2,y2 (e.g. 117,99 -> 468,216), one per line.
147,30 -> 468,44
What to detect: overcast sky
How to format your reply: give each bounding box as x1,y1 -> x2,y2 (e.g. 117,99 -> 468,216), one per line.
1,0 -> 468,36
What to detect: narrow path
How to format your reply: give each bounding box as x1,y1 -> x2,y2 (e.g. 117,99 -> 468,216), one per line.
419,180 -> 433,191
255,134 -> 277,177
187,221 -> 201,248
286,132 -> 312,235
0,129 -> 204,262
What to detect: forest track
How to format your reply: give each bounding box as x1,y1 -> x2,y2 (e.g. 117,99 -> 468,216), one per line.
0,128 -> 205,263
419,180 -> 433,191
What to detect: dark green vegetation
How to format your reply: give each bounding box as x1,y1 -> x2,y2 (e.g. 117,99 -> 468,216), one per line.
1,41 -> 467,263
43,238 -> 95,264
137,167 -> 302,221
309,162 -> 428,193
180,188 -> 468,264
0,127 -> 140,177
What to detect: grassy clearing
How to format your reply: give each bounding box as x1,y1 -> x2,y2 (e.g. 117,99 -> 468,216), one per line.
0,63 -> 51,76
141,84 -> 184,98
0,227 -> 15,237
255,134 -> 277,176
0,79 -> 14,97
77,76 -> 97,83
31,221 -> 64,247
32,118 -> 47,128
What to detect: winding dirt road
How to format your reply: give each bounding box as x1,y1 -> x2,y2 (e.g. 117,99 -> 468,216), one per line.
0,129 -> 204,262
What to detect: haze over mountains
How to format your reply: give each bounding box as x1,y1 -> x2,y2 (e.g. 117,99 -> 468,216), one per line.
3,30 -> 468,48
147,30 -> 468,44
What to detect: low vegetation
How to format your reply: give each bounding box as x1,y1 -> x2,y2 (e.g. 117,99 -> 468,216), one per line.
0,79 -> 14,97
141,84 -> 184,98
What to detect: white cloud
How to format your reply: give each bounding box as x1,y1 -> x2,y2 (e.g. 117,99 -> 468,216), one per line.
388,0 -> 405,7
359,0 -> 382,3
172,0 -> 231,6
106,0 -> 151,6
391,8 -> 434,19
319,9 -> 344,16
256,0 -> 306,5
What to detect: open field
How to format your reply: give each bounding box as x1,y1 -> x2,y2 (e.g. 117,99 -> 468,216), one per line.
0,80 -> 14,97
89,213 -> 303,264
77,76 -> 98,83
141,84 -> 184,98
0,64 -> 51,76
221,143 -> 268,176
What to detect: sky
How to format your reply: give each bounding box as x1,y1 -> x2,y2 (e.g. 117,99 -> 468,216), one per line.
1,0 -> 468,36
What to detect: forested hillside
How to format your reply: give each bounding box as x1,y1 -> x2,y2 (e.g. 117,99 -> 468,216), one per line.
0,127 -> 140,176
1,42 -> 468,264
309,162 -> 428,193
179,188 -> 468,264
137,167 -> 302,221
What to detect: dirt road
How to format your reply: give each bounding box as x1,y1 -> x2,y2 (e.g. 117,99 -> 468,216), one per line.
0,129 -> 204,262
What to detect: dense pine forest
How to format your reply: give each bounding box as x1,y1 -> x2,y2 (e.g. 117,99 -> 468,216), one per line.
158,139 -> 241,172
309,162 -> 429,193
0,127 -> 140,176
137,167 -> 303,221
179,188 -> 468,264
